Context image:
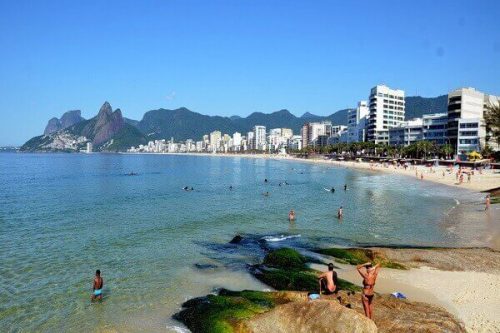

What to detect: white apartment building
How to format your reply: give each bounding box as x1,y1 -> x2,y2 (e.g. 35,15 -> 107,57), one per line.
447,87 -> 499,153
388,118 -> 423,146
367,85 -> 405,144
281,128 -> 293,139
232,132 -> 242,151
347,101 -> 369,142
254,125 -> 267,151
247,131 -> 255,150
288,135 -> 302,151
209,131 -> 222,151
301,121 -> 332,147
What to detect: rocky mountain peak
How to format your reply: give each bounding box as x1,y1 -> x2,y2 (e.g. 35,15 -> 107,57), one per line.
43,110 -> 84,135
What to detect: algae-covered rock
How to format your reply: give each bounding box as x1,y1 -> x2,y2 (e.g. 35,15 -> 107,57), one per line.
252,248 -> 361,293
243,299 -> 378,333
174,289 -> 288,333
316,248 -> 407,269
263,248 -> 306,269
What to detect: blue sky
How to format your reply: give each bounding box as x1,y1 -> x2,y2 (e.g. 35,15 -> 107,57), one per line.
1,0 -> 499,145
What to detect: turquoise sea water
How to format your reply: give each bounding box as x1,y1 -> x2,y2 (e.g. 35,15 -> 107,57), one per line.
0,153 -> 489,332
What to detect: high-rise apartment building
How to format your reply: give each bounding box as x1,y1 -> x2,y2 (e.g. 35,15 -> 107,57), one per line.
347,101 -> 369,142
367,85 -> 405,144
447,87 -> 499,153
253,125 -> 266,150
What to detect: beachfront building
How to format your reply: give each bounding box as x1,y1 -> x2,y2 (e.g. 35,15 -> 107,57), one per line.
301,121 -> 332,147
347,101 -> 369,142
288,135 -> 302,151
254,125 -> 267,151
446,87 -> 500,153
301,123 -> 310,147
268,128 -> 292,152
210,131 -> 222,152
367,85 -> 405,144
388,118 -> 423,146
456,118 -> 483,154
422,113 -> 448,145
232,132 -> 242,151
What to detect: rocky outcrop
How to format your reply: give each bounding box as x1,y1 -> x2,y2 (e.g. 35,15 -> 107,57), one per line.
81,102 -> 125,146
43,110 -> 84,135
243,299 -> 377,333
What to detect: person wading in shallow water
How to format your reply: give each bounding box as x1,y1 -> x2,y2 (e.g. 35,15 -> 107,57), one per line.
357,262 -> 380,319
91,269 -> 104,301
288,209 -> 296,221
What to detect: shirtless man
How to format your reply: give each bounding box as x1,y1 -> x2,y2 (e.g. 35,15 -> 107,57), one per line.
337,206 -> 343,219
318,263 -> 338,295
288,209 -> 296,221
91,269 -> 104,301
357,262 -> 380,319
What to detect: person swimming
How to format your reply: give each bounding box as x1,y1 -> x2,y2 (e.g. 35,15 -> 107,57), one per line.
263,191 -> 270,197
337,206 -> 343,219
357,262 -> 380,319
331,187 -> 335,193
344,184 -> 347,191
91,269 -> 104,301
264,178 -> 268,183
229,185 -> 233,190
288,209 -> 296,221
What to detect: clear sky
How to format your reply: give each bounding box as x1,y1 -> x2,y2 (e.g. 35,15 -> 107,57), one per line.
1,0 -> 499,145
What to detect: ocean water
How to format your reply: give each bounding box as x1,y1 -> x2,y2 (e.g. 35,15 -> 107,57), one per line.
0,153 -> 490,332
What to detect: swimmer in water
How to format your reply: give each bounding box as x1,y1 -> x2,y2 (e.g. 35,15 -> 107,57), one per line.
91,269 -> 104,301
344,184 -> 347,191
337,206 -> 343,219
288,209 -> 296,221
229,185 -> 233,190
331,187 -> 335,193
264,178 -> 268,183
263,191 -> 270,197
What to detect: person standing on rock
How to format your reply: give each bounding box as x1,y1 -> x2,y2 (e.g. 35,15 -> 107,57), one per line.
318,263 -> 338,295
357,262 -> 380,319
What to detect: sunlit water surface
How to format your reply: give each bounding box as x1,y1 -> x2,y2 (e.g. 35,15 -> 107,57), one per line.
0,153 -> 490,332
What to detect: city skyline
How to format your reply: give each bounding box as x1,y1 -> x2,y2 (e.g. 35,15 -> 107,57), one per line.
1,0 -> 500,145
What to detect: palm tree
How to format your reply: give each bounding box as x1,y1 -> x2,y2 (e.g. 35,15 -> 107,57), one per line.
484,102 -> 500,145
440,144 -> 454,160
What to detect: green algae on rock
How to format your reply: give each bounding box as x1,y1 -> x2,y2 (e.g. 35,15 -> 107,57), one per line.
316,248 -> 408,269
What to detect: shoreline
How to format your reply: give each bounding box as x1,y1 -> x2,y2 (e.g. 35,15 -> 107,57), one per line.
123,152 -> 500,193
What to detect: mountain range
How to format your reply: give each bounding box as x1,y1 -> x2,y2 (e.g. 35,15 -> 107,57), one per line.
21,95 -> 448,152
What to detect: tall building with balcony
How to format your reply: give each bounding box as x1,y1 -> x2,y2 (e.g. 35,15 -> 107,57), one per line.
367,85 -> 405,144
447,87 -> 499,153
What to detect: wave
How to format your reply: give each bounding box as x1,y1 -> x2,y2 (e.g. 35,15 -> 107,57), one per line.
166,325 -> 191,333
261,234 -> 301,242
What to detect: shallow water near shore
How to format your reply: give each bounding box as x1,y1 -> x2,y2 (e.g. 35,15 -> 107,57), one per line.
0,153 -> 493,332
